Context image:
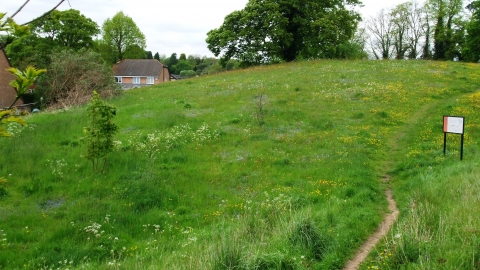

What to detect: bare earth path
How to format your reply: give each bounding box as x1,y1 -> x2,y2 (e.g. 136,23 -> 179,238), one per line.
343,103 -> 434,270
342,184 -> 399,270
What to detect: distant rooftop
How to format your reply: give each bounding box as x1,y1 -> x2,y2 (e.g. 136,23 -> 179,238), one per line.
113,59 -> 167,77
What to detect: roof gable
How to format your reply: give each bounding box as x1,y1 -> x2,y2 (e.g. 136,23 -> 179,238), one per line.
113,59 -> 166,77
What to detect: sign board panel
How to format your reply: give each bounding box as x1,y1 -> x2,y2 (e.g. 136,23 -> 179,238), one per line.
443,116 -> 464,134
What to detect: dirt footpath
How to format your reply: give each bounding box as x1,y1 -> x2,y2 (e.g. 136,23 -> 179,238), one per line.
343,183 -> 399,270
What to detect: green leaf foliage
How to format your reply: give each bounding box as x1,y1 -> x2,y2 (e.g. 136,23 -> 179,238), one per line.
206,0 -> 362,66
101,11 -> 146,62
6,66 -> 46,109
428,0 -> 465,60
464,1 -> 480,62
83,91 -> 118,173
0,12 -> 29,46
30,9 -> 99,50
179,70 -> 196,77
5,9 -> 99,69
123,44 -> 146,59
172,60 -> 194,74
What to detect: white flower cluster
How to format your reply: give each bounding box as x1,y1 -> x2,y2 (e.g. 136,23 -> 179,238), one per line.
6,123 -> 24,136
83,222 -> 104,239
118,123 -> 220,162
0,229 -> 7,248
192,123 -> 220,146
143,224 -> 163,235
163,124 -> 192,149
112,140 -> 122,150
47,159 -> 68,179
180,227 -> 197,247
260,192 -> 292,212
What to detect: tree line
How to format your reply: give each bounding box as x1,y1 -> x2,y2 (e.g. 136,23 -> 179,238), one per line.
364,0 -> 479,61
206,0 -> 480,64
156,53 -> 241,76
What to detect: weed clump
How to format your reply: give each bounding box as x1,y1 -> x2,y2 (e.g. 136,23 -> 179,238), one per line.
213,242 -> 243,270
290,219 -> 330,261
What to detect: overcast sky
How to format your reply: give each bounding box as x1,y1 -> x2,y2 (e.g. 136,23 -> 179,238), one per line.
2,0 -> 417,57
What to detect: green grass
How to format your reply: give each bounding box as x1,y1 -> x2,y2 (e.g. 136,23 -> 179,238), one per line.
363,86 -> 480,269
0,60 -> 479,269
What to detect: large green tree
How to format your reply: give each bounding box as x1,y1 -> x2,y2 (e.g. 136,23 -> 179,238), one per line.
30,9 -> 99,50
206,0 -> 361,66
427,0 -> 465,60
123,44 -> 146,59
172,60 -> 194,74
166,52 -> 178,67
101,11 -> 146,62
6,9 -> 99,68
6,35 -> 51,69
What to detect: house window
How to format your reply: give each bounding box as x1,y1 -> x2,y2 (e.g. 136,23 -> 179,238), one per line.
115,77 -> 122,83
147,77 -> 154,84
133,77 -> 140,84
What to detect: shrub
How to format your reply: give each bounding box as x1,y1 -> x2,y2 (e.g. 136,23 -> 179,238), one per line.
179,70 -> 196,77
37,49 -> 119,109
83,91 -> 118,173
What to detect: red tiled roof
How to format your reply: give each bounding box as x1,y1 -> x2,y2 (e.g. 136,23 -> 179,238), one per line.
112,59 -> 167,77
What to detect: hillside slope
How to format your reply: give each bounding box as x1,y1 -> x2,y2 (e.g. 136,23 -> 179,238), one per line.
0,60 -> 479,269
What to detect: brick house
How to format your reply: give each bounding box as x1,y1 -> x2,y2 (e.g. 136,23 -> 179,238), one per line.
0,48 -> 21,108
112,59 -> 170,89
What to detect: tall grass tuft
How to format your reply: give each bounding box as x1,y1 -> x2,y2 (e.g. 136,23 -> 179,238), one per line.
212,238 -> 243,270
289,219 -> 330,261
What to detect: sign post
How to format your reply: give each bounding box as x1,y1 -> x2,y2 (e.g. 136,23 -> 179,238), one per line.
443,116 -> 465,160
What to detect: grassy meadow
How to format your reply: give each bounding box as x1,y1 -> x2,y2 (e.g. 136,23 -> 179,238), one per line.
0,60 -> 479,269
